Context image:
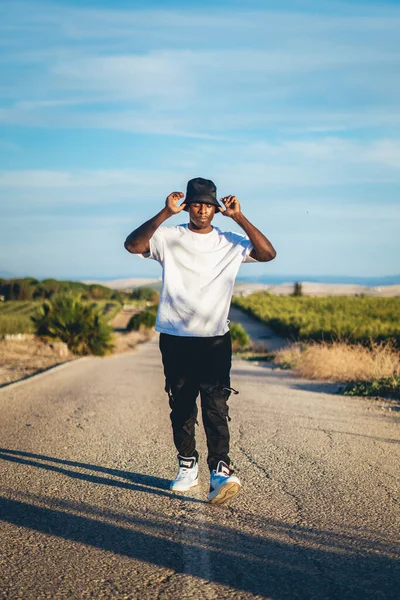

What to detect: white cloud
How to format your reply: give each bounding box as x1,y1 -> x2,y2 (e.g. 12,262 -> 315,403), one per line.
0,169 -> 179,190
365,140 -> 400,169
1,1 -> 400,278
0,137 -> 399,204
242,138 -> 400,169
51,53 -> 195,107
1,2 -> 400,137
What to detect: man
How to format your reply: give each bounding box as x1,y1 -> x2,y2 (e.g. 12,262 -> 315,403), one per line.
124,177 -> 276,505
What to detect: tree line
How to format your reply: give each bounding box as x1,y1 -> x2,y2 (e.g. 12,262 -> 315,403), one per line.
0,277 -> 158,303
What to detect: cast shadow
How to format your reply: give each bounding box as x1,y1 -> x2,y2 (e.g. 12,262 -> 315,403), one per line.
0,448 -> 398,598
0,448 -> 203,504
0,491 -> 398,599
289,381 -> 343,395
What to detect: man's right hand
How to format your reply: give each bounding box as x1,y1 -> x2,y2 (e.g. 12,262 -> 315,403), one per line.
166,192 -> 186,214
125,192 -> 186,254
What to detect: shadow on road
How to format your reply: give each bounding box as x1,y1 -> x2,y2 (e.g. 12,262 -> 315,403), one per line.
0,448 -> 399,599
289,381 -> 343,395
0,448 -> 203,504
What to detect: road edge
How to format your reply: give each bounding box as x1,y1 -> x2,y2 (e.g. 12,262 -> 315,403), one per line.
0,335 -> 157,394
0,357 -> 91,394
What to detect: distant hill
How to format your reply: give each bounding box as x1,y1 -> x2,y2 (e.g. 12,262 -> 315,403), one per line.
234,281 -> 400,298
2,272 -> 399,289
84,274 -> 400,287
236,274 -> 400,286
82,277 -> 160,290
83,277 -> 400,297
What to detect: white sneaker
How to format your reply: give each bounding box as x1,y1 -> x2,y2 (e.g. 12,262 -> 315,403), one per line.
170,455 -> 199,492
209,461 -> 241,505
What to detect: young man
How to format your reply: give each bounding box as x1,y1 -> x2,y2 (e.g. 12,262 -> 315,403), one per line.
124,177 -> 276,505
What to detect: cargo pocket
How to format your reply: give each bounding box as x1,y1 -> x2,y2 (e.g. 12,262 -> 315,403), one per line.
201,381 -> 238,423
221,382 -> 239,422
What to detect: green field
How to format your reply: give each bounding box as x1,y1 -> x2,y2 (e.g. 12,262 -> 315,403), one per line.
0,299 -> 121,336
233,293 -> 400,347
0,301 -> 39,335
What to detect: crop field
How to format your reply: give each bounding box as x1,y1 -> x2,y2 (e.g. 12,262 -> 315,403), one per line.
0,299 -> 121,336
233,293 -> 400,347
0,301 -> 39,335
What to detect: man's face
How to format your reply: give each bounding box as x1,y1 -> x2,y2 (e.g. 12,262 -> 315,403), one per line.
188,202 -> 216,230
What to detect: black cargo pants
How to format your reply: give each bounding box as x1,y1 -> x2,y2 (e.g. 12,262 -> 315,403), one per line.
159,331 -> 234,472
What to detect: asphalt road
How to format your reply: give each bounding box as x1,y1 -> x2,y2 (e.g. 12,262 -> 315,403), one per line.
0,337 -> 399,599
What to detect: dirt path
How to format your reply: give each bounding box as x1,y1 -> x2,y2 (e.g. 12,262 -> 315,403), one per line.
229,305 -> 287,351
110,306 -> 139,331
0,337 -> 398,599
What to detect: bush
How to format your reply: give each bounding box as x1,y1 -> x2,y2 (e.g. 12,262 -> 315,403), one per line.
340,376 -> 400,400
130,287 -> 159,302
292,282 -> 303,297
87,284 -> 115,300
31,294 -> 114,356
127,306 -> 158,331
229,322 -> 250,351
1,279 -> 35,301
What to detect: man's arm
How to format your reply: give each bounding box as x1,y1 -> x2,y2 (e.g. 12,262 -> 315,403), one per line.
219,195 -> 276,262
124,192 -> 186,254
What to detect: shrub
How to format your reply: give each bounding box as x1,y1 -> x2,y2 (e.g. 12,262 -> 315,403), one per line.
292,282 -> 303,297
87,284 -> 114,300
31,294 -> 114,356
111,290 -> 124,303
340,376 -> 400,400
1,279 -> 35,301
229,322 -> 250,351
130,287 -> 159,302
127,305 -> 158,331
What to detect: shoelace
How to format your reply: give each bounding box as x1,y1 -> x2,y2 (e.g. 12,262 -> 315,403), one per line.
176,467 -> 192,479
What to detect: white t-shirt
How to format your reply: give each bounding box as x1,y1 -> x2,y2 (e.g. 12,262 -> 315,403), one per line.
141,224 -> 257,337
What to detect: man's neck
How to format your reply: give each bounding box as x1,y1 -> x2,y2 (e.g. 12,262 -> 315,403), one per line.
188,222 -> 213,234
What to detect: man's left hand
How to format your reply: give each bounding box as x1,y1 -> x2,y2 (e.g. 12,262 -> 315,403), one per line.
219,195 -> 241,218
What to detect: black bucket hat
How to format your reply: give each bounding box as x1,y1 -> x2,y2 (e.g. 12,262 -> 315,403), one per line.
183,177 -> 221,212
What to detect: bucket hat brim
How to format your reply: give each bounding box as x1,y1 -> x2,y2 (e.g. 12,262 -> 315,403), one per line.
183,194 -> 221,212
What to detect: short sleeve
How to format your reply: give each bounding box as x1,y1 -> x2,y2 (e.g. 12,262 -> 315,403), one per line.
228,232 -> 258,263
139,228 -> 165,263
240,238 -> 259,263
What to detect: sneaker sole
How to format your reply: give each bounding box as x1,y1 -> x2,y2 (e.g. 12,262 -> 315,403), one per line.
209,482 -> 241,505
170,478 -> 199,492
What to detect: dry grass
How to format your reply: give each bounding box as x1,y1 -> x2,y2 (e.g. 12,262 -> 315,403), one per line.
274,341 -> 400,382
0,336 -> 75,386
113,328 -> 154,354
0,327 -> 155,387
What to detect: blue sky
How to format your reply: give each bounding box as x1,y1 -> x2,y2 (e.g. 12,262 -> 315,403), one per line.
0,0 -> 399,280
